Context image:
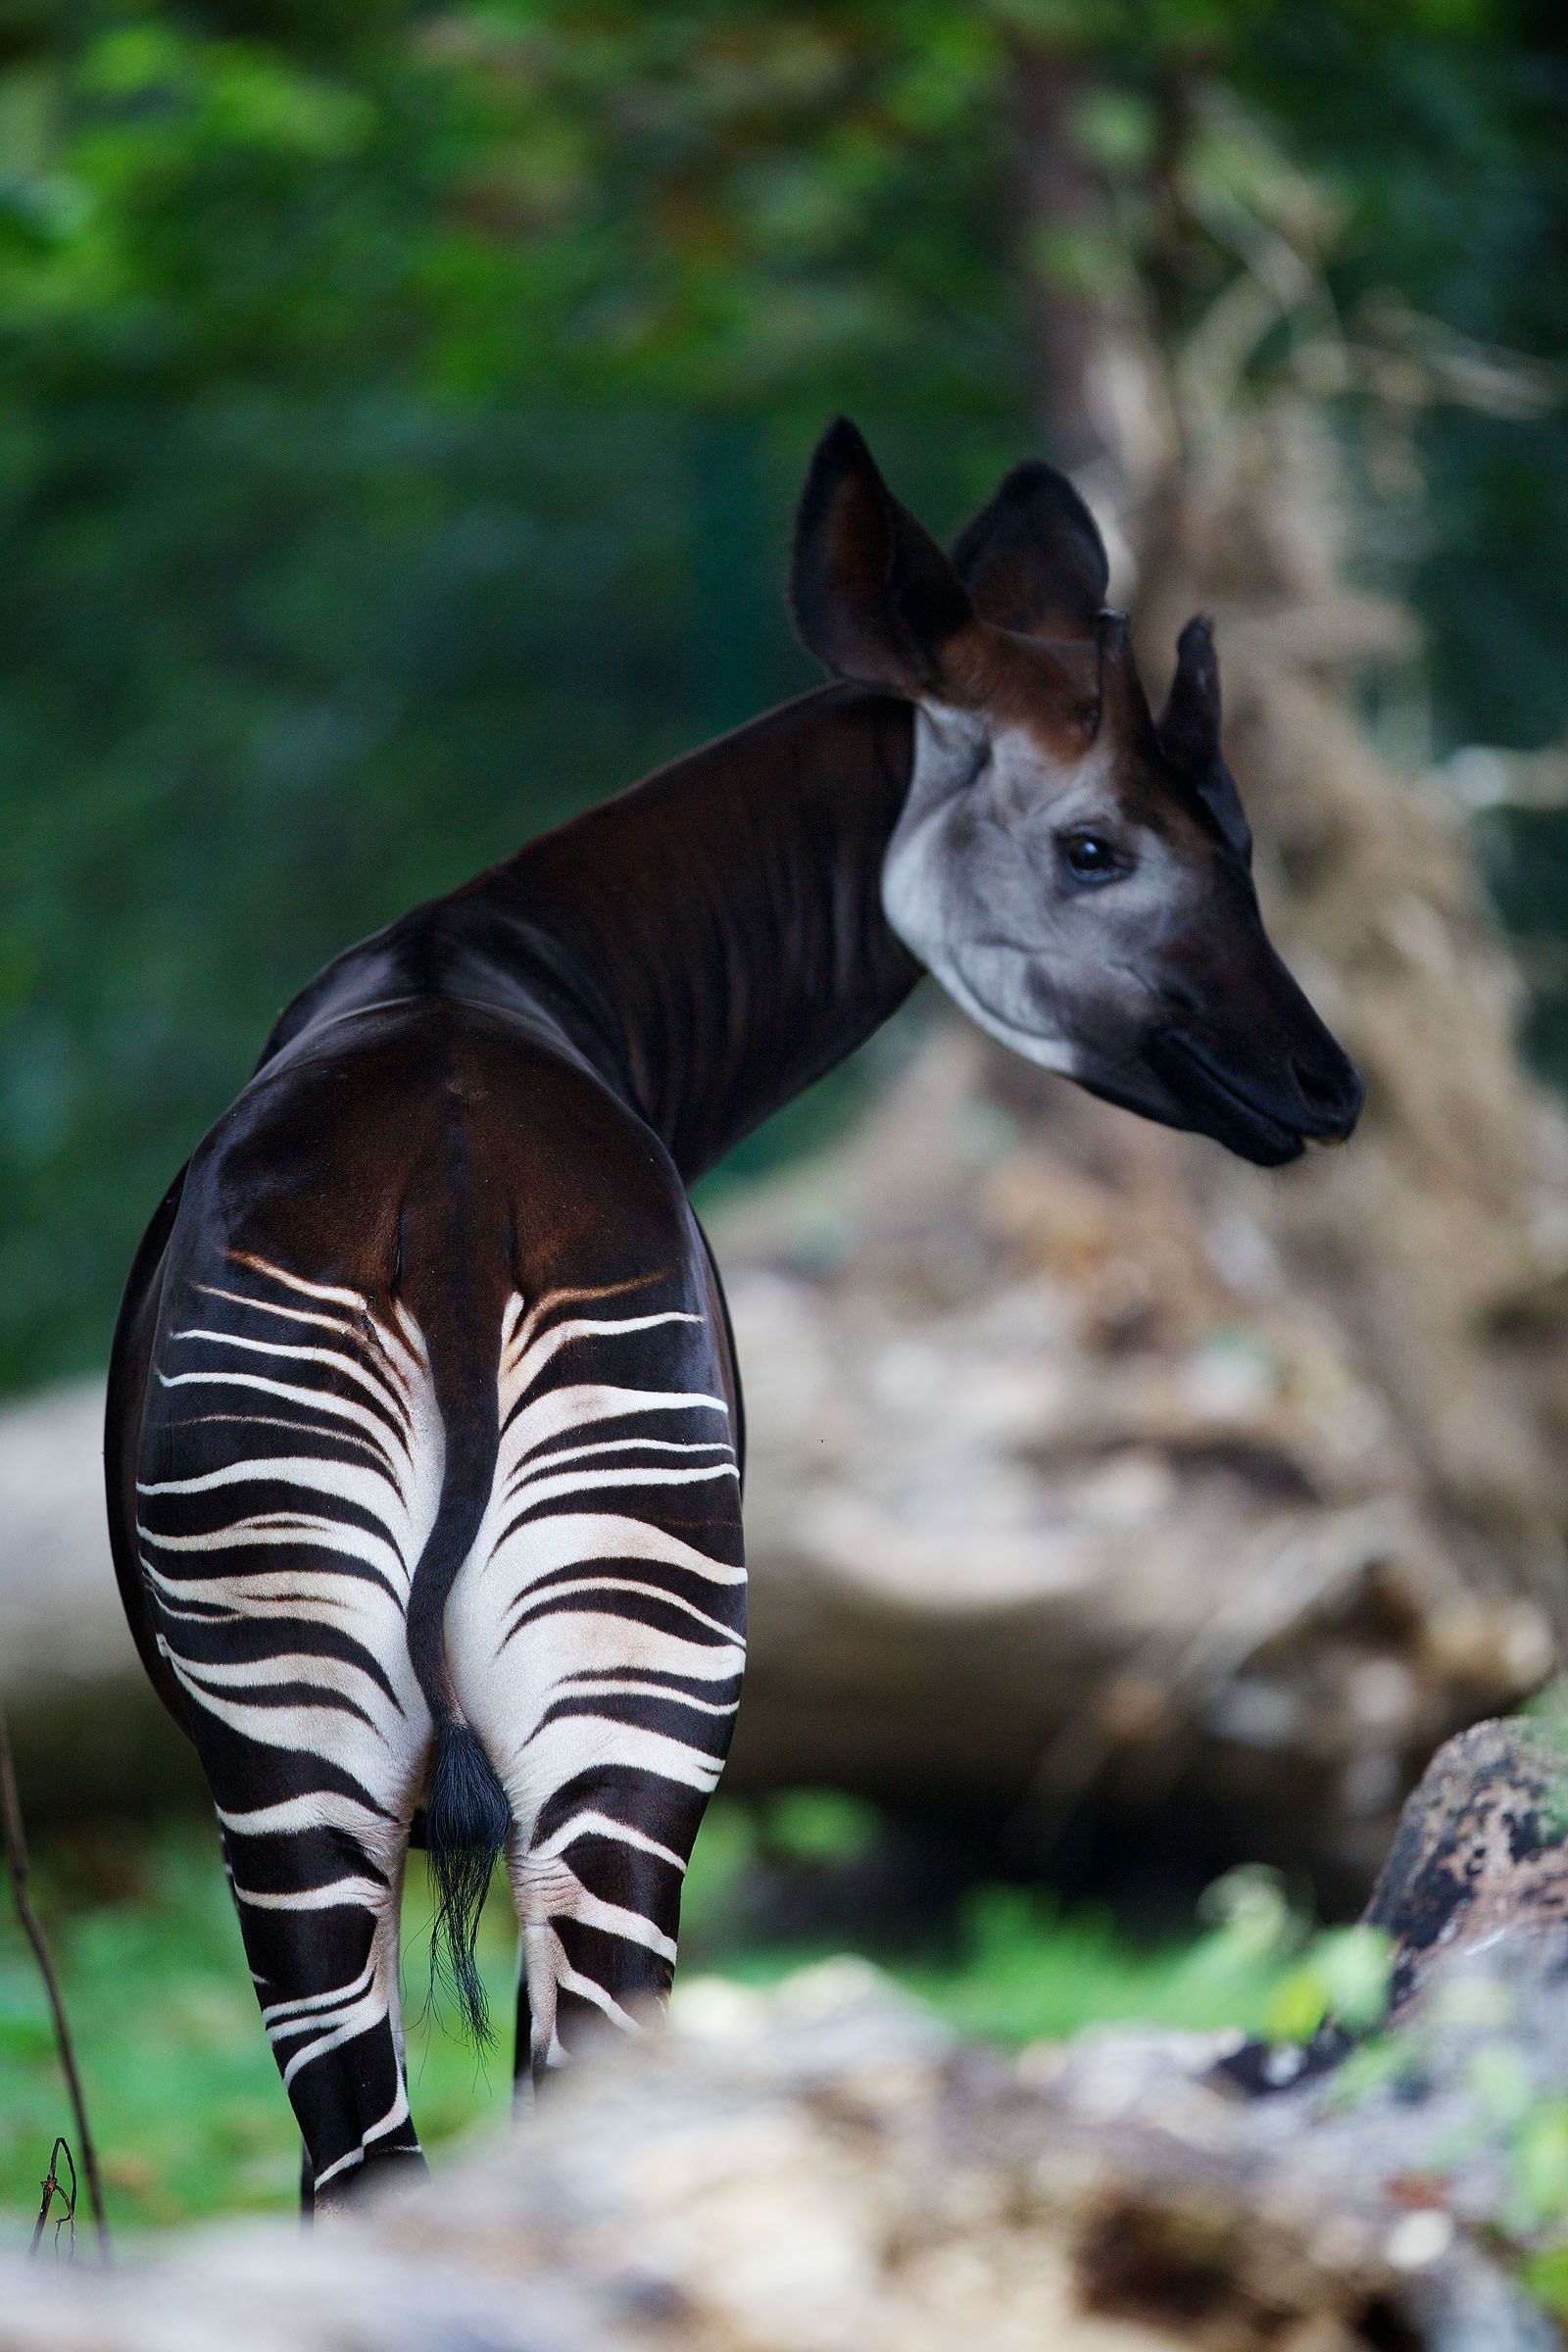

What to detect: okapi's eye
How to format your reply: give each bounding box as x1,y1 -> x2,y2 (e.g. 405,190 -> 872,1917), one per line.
1057,829 -> 1128,887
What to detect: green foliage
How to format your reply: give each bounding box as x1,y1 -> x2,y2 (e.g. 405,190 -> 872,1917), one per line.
1197,1868 -> 1397,2043
1509,2100 -> 1568,2238
896,1879 -> 1299,2044
3,0 -> 1568,1390
1263,1924 -> 1392,2042
1522,2238 -> 1568,2322
1516,1678 -> 1568,1838
1,1821 -> 304,2224
755,1788 -> 883,1864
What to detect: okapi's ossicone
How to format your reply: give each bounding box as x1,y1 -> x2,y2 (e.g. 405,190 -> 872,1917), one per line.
105,419 -> 1361,2214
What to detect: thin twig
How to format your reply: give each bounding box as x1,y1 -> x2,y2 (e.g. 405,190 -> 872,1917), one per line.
0,1705 -> 110,2258
29,2136 -> 76,2260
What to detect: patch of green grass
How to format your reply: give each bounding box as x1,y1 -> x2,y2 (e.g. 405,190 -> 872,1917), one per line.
1,1804 -> 1317,2238
1522,2240 -> 1568,2324
3,1822 -> 304,2230
902,1884 -> 1277,2043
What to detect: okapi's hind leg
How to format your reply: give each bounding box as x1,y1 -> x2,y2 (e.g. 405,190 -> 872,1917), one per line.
132,1246 -> 450,2210
441,1273 -> 748,2092
220,1800 -> 423,2215
509,1766 -> 715,2082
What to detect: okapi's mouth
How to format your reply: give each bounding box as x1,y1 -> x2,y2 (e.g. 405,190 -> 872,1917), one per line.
1144,1030 -> 1313,1169
1145,1026 -> 1363,1165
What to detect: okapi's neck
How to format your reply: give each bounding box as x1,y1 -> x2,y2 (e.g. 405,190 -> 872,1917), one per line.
480,684 -> 922,1180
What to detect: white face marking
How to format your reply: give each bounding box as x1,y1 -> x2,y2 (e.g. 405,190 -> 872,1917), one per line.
881,705 -> 1199,1078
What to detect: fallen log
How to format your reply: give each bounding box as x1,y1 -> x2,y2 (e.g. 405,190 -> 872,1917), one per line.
716,1028 -> 1557,1902
0,1379 -> 197,1816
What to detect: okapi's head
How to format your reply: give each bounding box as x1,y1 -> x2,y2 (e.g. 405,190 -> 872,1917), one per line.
790,418 -> 1363,1167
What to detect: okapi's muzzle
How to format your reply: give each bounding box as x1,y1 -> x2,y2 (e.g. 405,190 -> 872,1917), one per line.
1146,1023 -> 1363,1166
1142,949 -> 1364,1168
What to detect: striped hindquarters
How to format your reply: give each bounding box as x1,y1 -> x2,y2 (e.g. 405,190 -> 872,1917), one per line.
137,1242 -> 747,2110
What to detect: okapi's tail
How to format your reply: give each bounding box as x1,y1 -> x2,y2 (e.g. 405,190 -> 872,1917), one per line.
405,1409 -> 510,2045
423,1718 -> 510,2043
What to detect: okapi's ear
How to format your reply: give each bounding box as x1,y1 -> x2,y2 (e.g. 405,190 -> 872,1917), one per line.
1158,613 -> 1221,772
951,461 -> 1108,642
1159,614 -> 1252,862
790,417 -> 974,700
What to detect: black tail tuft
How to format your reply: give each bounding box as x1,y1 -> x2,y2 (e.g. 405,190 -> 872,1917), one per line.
424,1719 -> 511,2045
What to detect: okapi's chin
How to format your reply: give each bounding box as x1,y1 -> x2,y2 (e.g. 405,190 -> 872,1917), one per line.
1072,1056 -> 1197,1136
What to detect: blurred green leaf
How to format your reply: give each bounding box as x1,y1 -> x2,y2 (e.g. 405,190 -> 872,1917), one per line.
1512,2102 -> 1568,2237
762,1790 -> 881,1865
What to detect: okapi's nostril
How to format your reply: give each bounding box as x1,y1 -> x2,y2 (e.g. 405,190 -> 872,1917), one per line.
1295,1054 -> 1363,1128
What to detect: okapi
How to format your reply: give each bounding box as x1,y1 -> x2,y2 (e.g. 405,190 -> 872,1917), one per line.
104,419 -> 1362,2212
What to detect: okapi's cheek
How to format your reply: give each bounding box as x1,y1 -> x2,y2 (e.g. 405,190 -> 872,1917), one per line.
880,796 -> 967,976
896,886 -> 1083,1077
1016,956 -> 1080,1053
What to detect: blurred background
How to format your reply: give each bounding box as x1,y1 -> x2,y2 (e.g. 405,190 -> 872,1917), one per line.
6,0 -> 1568,2234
